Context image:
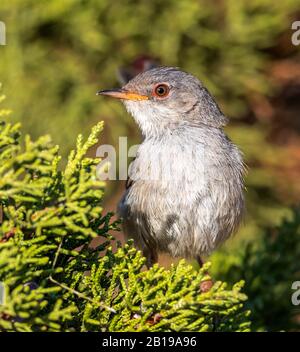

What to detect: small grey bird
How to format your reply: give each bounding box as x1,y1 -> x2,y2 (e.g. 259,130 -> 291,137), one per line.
97,66 -> 245,267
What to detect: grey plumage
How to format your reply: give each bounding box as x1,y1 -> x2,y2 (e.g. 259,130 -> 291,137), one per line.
99,66 -> 245,267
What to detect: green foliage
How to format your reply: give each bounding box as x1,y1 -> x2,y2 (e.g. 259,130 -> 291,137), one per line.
0,100 -> 251,331
212,208 -> 300,331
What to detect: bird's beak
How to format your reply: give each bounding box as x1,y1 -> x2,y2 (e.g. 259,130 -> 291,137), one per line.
96,88 -> 148,101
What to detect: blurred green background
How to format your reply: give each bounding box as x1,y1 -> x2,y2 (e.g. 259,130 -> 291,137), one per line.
0,0 -> 300,330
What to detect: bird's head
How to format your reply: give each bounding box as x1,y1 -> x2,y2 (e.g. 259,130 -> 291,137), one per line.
97,66 -> 227,137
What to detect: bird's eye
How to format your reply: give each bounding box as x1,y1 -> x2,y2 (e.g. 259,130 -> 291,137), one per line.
153,83 -> 170,98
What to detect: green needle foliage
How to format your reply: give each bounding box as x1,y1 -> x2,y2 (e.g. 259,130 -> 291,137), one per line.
0,96 -> 251,332
212,207 -> 300,332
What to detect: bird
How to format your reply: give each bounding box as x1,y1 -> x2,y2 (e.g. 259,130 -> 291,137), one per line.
97,66 -> 245,268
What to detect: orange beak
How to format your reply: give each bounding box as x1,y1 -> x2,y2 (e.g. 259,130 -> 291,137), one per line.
96,89 -> 148,101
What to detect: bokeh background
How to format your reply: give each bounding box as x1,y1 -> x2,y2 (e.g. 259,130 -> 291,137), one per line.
0,0 -> 300,331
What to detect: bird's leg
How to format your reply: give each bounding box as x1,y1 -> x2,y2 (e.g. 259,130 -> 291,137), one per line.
143,248 -> 158,269
196,255 -> 204,268
196,255 -> 214,293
